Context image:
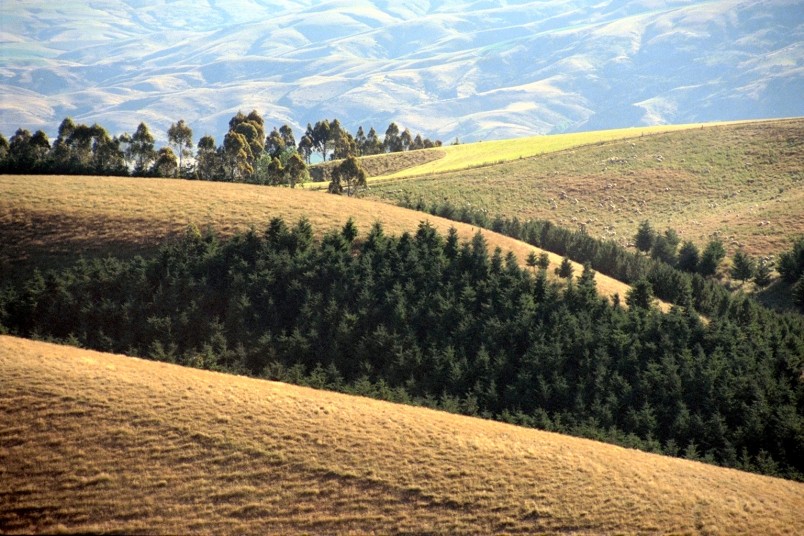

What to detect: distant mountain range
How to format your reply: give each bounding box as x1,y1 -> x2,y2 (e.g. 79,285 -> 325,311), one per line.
1,0 -> 802,144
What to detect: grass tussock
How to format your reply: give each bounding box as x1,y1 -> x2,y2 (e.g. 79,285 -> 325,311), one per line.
1,335 -> 802,534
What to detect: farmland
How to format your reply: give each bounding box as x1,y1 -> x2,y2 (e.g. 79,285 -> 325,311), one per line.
2,119 -> 803,535
371,122 -> 733,180
3,335 -> 802,535
0,174 -> 651,304
366,119 -> 804,258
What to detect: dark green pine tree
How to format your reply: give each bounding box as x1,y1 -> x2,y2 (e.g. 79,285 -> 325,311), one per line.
753,259 -> 773,288
793,275 -> 804,312
526,251 -> 539,273
626,278 -> 655,309
677,241 -> 700,273
555,256 -> 574,279
537,252 -> 550,270
698,238 -> 726,277
634,220 -> 656,253
730,250 -> 755,283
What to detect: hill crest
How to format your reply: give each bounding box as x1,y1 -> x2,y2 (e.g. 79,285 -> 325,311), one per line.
2,335 -> 802,534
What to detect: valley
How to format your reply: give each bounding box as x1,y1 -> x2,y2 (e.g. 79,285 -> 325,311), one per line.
1,119 -> 803,535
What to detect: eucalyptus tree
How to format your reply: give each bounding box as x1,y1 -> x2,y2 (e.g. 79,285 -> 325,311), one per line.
383,122 -> 401,153
328,154 -> 366,196
167,119 -> 193,177
195,135 -> 221,180
151,147 -> 178,178
128,122 -> 157,176
222,130 -> 253,181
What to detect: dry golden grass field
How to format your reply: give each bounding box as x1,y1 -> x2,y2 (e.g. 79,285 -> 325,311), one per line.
0,174 -> 656,307
2,335 -> 802,535
367,119 -> 804,258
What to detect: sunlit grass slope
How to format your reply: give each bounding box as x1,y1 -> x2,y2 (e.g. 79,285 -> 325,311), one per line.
374,122 -> 732,180
2,335 -> 802,534
0,174 -> 650,305
368,118 -> 804,257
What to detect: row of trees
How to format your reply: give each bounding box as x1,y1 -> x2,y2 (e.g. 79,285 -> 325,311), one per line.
1,219 -> 801,479
399,198 -> 801,314
0,113 -> 439,188
296,118 -> 441,163
633,220 -> 775,286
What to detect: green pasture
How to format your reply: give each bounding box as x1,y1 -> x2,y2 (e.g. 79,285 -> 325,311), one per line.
372,122 -> 734,180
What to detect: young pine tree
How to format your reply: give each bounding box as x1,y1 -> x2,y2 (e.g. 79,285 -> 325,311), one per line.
634,220 -> 656,253
677,241 -> 700,273
753,259 -> 773,288
730,250 -> 755,283
698,238 -> 726,277
555,257 -> 574,279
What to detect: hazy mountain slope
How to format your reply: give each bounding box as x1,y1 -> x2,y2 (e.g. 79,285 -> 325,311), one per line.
1,0 -> 801,143
2,335 -> 803,534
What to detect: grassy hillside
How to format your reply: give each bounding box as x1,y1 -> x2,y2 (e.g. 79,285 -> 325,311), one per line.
0,174 -> 658,307
306,123 -> 720,187
371,122 -> 732,180
367,119 -> 804,258
2,335 -> 802,535
309,147 -> 447,184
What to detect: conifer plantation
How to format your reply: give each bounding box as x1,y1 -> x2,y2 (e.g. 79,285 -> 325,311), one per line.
2,218 -> 802,480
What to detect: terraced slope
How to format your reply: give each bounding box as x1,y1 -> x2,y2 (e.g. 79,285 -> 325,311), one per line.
2,336 -> 802,534
0,174 -> 649,305
367,119 -> 804,257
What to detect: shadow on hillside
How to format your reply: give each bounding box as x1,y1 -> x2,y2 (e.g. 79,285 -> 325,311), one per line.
754,279 -> 798,313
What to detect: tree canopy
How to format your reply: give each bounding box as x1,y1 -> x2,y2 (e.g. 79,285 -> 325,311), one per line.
2,219 -> 802,480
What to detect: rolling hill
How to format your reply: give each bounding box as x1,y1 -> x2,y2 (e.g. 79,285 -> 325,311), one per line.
0,173 -> 660,307
2,0 -> 802,143
308,121 -> 717,184
2,335 -> 802,534
366,118 -> 804,258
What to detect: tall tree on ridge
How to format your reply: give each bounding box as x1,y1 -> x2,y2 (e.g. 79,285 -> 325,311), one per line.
229,110 -> 265,160
328,154 -> 366,197
151,147 -> 178,178
167,119 -> 193,177
354,126 -> 367,156
265,127 -> 286,158
279,124 -> 296,150
195,135 -> 220,180
222,130 -> 253,181
312,119 -> 332,161
364,127 -> 382,155
128,122 -> 156,176
383,122 -> 401,153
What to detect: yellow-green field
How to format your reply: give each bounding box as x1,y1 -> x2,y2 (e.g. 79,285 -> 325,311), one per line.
367,119 -> 804,259
2,335 -> 802,534
0,174 -> 663,308
373,122 -> 733,180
